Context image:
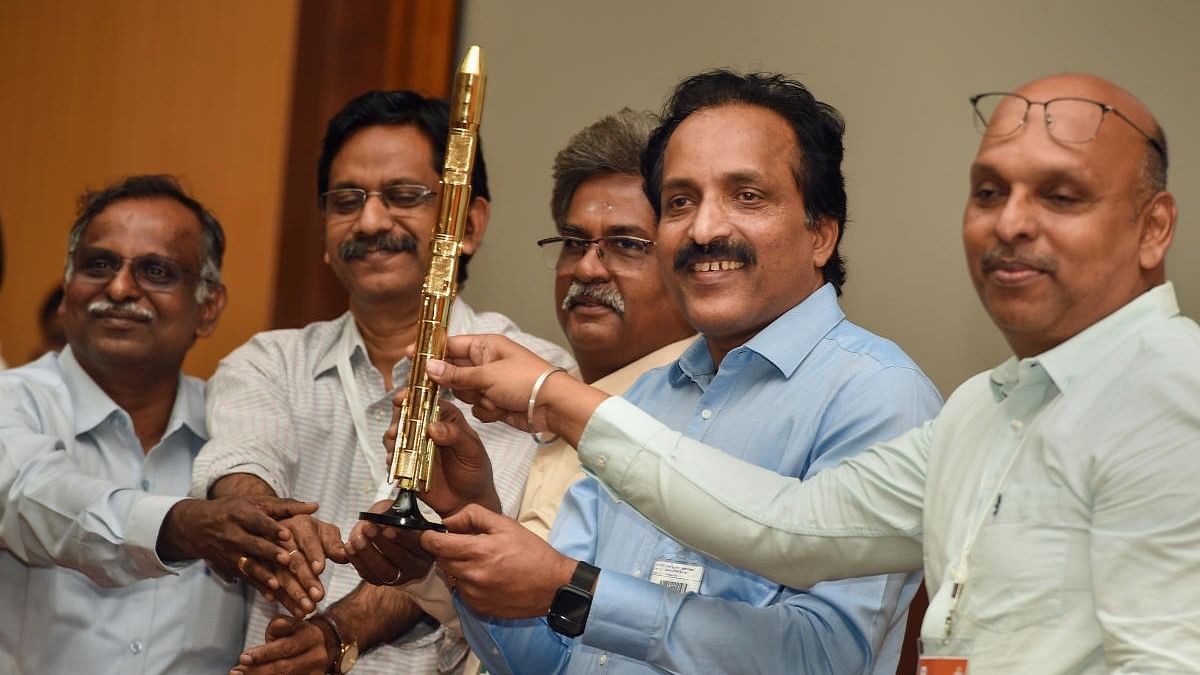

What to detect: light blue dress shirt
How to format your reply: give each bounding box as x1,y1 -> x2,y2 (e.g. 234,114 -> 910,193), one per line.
459,284 -> 943,674
0,347 -> 246,674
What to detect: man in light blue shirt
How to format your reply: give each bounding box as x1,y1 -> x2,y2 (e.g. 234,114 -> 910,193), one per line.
0,175 -> 316,674
418,71 -> 941,674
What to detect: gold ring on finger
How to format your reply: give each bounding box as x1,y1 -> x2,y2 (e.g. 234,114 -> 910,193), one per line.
237,555 -> 250,576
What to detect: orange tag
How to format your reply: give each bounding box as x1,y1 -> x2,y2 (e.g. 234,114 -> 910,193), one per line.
917,656 -> 968,675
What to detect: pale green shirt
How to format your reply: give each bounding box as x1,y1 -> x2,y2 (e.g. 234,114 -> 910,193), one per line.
577,283 -> 1200,673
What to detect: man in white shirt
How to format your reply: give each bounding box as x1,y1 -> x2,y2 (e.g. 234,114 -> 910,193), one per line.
191,90 -> 572,675
421,74 -> 1199,673
0,175 -> 316,673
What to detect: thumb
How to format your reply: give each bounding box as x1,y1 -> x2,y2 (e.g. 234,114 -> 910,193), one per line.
440,503 -> 507,535
265,615 -> 298,641
261,498 -> 320,519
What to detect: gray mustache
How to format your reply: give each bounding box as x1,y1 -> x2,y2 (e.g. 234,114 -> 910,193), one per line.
88,299 -> 154,321
561,281 -> 626,316
339,233 -> 418,261
980,247 -> 1057,274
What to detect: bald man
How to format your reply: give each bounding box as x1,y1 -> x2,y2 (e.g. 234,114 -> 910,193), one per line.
418,73 -> 1199,673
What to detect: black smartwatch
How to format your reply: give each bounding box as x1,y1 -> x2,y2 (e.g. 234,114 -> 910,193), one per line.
547,560 -> 601,638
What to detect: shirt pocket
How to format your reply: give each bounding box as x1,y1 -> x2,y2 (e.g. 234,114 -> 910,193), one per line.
963,487 -> 1074,633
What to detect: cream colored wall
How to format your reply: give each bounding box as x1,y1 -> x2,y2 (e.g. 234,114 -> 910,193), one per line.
0,0 -> 298,377
459,1 -> 1200,393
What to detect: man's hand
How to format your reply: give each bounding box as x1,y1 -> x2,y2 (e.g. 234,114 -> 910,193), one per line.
270,513 -> 349,614
158,496 -> 324,615
345,500 -> 436,587
383,404 -> 502,517
230,614 -> 332,675
419,503 -> 577,618
425,334 -> 608,446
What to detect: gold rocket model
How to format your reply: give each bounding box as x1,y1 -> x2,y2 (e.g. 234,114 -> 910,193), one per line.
362,46 -> 486,530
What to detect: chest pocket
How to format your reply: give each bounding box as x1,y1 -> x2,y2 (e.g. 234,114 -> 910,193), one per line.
964,487 -> 1077,633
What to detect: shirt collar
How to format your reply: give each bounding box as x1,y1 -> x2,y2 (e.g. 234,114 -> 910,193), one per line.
670,283 -> 845,385
59,346 -> 121,435
59,345 -> 206,442
989,282 -> 1180,400
311,312 -> 364,379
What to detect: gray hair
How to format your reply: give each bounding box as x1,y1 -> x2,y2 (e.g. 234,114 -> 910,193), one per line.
64,175 -> 224,303
551,108 -> 659,228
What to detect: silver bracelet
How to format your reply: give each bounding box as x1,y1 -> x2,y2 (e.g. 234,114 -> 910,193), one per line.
527,366 -> 567,445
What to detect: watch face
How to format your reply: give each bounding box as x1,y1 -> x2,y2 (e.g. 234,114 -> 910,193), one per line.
548,586 -> 592,637
339,643 -> 359,673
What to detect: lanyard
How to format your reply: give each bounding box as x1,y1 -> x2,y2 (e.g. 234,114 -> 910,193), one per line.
335,323 -> 388,487
941,407 -> 1044,644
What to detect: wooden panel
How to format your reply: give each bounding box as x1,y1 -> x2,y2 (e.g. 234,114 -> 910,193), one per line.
0,0 -> 299,377
271,0 -> 459,329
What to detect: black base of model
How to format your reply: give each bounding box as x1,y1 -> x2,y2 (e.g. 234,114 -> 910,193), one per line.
359,488 -> 447,532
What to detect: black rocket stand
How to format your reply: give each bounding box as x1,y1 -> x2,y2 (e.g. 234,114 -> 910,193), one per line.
360,488 -> 447,532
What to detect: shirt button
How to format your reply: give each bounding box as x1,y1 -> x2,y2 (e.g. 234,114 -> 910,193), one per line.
595,456 -> 607,468
700,409 -> 713,420
632,569 -> 641,577
599,654 -> 608,665
374,410 -> 387,421
129,640 -> 143,654
1010,419 -> 1023,430
140,479 -> 150,491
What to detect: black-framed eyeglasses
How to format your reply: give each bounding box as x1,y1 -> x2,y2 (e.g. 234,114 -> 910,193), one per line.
970,92 -> 1166,161
536,235 -> 655,273
319,184 -> 437,221
70,248 -> 217,292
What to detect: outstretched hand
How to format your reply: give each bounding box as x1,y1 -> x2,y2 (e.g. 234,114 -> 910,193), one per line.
421,334 -> 556,430
424,334 -> 608,447
382,403 -> 502,518
158,496 -> 345,618
419,504 -> 576,619
344,499 -> 436,587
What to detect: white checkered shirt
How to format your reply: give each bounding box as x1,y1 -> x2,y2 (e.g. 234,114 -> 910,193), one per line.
191,299 -> 573,674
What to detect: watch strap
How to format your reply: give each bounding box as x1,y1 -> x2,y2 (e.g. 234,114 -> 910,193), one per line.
569,560 -> 600,594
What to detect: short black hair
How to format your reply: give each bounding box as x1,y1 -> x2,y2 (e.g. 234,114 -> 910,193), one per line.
66,174 -> 225,303
642,70 -> 849,293
318,90 -> 490,285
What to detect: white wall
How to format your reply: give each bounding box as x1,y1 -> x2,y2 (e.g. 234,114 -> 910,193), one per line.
458,1 -> 1199,393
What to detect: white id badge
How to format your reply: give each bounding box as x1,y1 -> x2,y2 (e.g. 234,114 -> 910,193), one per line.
650,560 -> 704,594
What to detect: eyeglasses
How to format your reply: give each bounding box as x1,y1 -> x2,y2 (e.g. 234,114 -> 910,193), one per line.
319,184 -> 437,221
536,235 -> 655,273
970,92 -> 1166,161
71,248 -> 217,293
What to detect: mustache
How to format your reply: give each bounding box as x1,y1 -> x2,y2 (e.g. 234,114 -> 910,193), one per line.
561,281 -> 626,316
339,233 -> 418,261
673,239 -> 757,271
88,299 -> 154,321
980,247 -> 1057,274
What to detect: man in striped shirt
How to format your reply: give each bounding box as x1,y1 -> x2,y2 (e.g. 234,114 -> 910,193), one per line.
191,91 -> 571,675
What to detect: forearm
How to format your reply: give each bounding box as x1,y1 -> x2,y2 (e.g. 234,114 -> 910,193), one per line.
585,569 -> 911,674
1,447 -> 181,584
209,472 -> 276,498
539,374 -> 609,449
328,582 -> 428,652
577,397 -> 926,588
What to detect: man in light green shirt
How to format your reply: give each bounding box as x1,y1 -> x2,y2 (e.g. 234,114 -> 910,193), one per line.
420,73 -> 1200,673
